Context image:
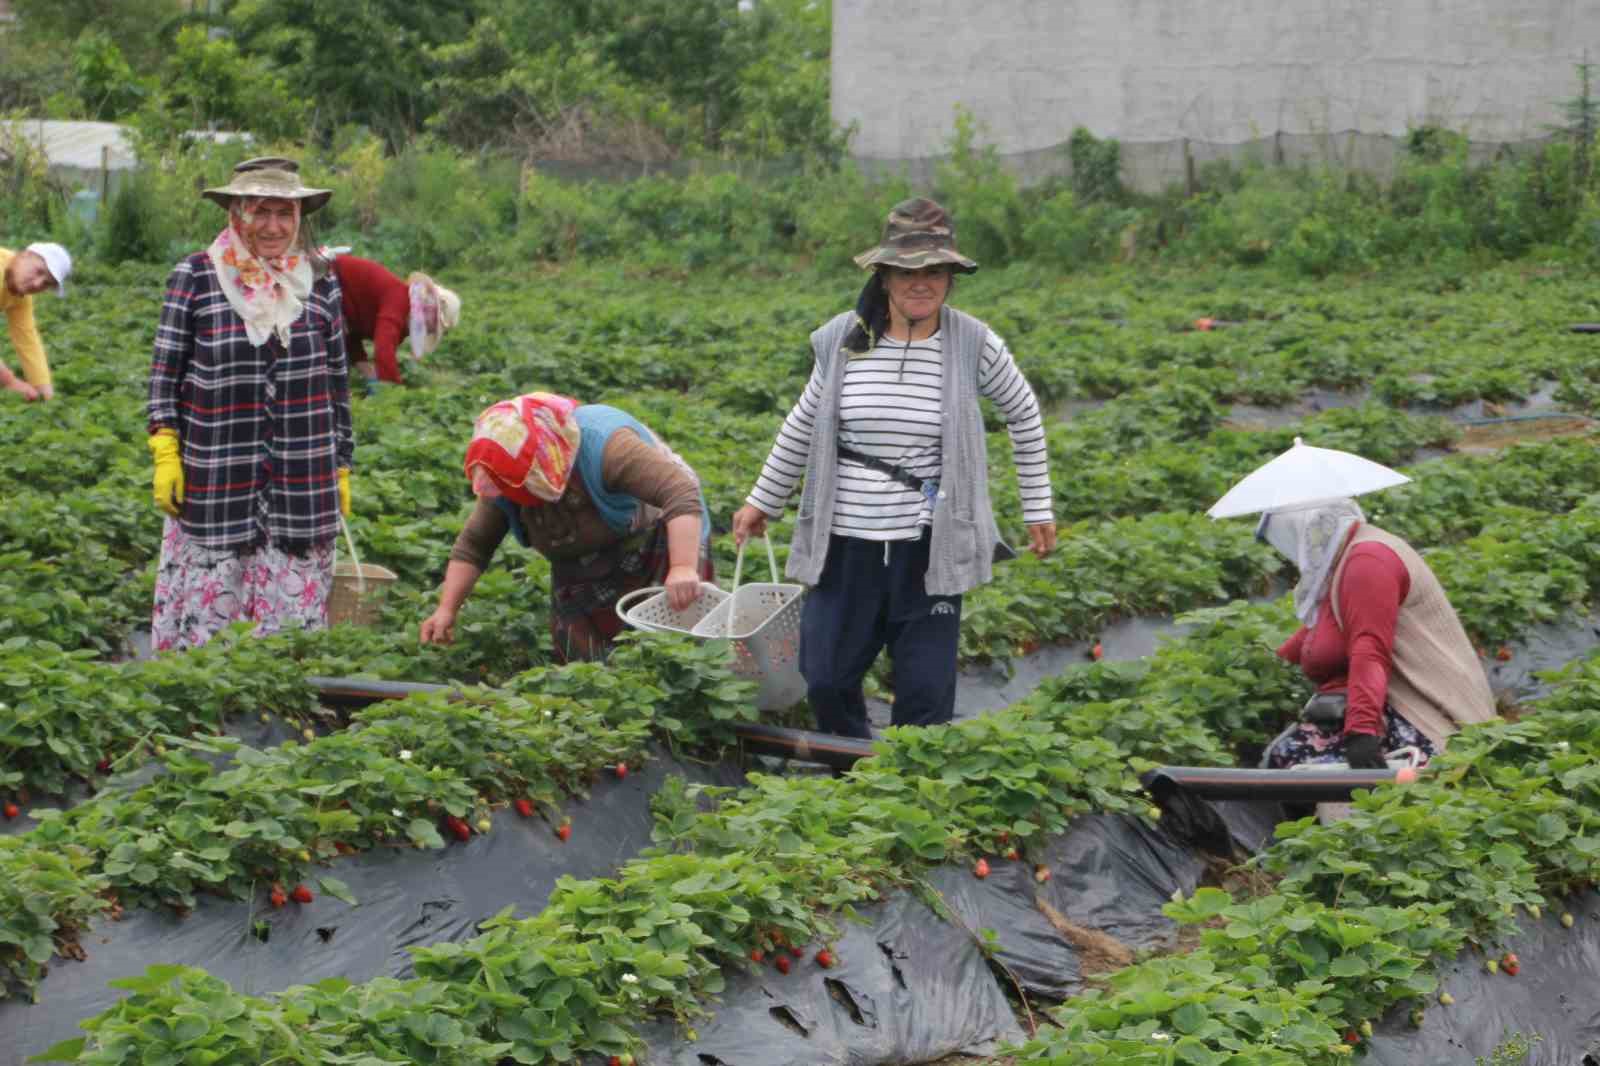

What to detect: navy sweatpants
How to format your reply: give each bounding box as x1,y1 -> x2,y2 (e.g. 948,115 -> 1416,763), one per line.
798,532 -> 962,738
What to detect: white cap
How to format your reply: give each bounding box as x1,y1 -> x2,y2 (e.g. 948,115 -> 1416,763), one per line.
24,243 -> 72,297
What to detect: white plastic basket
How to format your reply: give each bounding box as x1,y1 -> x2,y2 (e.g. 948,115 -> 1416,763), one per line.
615,581 -> 729,635
690,535 -> 806,711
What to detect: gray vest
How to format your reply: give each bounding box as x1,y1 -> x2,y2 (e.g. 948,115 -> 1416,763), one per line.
784,304 -> 1006,596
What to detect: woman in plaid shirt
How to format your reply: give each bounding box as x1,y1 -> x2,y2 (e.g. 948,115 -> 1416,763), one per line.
146,158 -> 355,651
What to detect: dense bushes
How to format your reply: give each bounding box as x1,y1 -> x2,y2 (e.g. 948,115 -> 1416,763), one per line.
48,116 -> 1600,278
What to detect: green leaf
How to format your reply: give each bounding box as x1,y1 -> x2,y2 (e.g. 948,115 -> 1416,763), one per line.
316,876 -> 358,905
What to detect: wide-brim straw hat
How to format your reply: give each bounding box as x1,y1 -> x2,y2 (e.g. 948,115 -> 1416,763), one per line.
853,196 -> 977,274
202,157 -> 332,214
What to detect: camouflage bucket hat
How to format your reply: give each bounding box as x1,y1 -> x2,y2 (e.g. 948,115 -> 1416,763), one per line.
852,197 -> 978,274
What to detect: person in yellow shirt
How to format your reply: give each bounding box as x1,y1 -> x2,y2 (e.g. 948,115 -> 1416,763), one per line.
0,242 -> 72,401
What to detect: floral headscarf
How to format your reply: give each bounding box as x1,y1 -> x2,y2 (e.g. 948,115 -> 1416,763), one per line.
407,272 -> 461,359
206,198 -> 312,348
1256,498 -> 1365,625
463,392 -> 582,506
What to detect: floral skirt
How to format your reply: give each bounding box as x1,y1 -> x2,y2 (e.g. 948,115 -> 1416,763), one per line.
151,518 -> 334,652
1261,703 -> 1437,769
548,520 -> 713,663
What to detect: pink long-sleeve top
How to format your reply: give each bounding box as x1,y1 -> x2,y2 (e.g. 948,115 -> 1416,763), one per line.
1276,537 -> 1411,737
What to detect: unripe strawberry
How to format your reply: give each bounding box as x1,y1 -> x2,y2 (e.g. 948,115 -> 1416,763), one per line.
1034,864 -> 1052,883
302,727 -> 316,742
296,849 -> 311,863
1438,991 -> 1455,1005
1562,912 -> 1576,928
1005,847 -> 1021,861
1359,1020 -> 1373,1038
1484,958 -> 1498,974
1528,904 -> 1542,920
476,817 -> 492,834
1410,1007 -> 1426,1027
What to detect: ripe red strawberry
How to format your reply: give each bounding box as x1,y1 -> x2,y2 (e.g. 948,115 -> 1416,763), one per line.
1496,645 -> 1513,661
771,930 -> 787,947
974,858 -> 990,879
96,757 -> 111,773
997,830 -> 1010,845
1005,847 -> 1021,861
269,883 -> 288,908
1195,317 -> 1216,331
514,798 -> 534,818
1091,642 -> 1104,660
2,802 -> 17,820
1502,952 -> 1520,976
1344,1030 -> 1360,1046
750,948 -> 764,963
775,955 -> 791,975
556,821 -> 572,842
615,762 -> 628,780
790,945 -> 805,958
815,949 -> 835,968
444,815 -> 471,841
290,884 -> 313,904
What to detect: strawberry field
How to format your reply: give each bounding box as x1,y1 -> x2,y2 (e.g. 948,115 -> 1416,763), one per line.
5,255 -> 1600,1065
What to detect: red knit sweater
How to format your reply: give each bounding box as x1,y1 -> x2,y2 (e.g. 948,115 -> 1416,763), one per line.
332,256 -> 409,383
1276,539 -> 1410,737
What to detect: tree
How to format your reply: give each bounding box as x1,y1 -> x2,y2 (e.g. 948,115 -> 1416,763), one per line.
225,0 -> 479,145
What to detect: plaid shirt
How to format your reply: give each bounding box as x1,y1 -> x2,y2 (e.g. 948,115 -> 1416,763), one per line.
148,252 -> 354,552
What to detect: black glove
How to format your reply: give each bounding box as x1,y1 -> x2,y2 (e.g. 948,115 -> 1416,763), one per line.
1343,732 -> 1387,770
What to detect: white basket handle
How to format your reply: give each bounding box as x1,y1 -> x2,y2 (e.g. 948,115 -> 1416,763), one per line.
726,533 -> 780,638
615,585 -> 667,627
339,514 -> 366,595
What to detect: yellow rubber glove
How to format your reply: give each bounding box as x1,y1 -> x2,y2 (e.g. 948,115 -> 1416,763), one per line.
337,467 -> 352,518
148,429 -> 184,517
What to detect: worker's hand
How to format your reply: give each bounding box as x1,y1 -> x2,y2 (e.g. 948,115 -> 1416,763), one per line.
148,429 -> 185,517
419,606 -> 457,646
664,564 -> 704,611
731,504 -> 770,546
3,376 -> 39,401
35,382 -> 53,401
1343,732 -> 1387,770
337,468 -> 352,518
1026,521 -> 1057,559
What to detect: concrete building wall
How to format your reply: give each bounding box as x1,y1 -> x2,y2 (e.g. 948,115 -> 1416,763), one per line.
833,0 -> 1600,190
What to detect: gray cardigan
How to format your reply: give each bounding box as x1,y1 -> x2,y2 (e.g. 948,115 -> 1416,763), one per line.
783,304 -> 1009,596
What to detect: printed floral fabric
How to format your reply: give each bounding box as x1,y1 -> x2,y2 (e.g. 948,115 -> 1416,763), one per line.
1260,703 -> 1437,769
548,520 -> 713,663
151,517 -> 333,651
206,210 -> 312,347
463,392 -> 582,506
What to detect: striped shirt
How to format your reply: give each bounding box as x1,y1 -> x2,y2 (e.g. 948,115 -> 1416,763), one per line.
148,252 -> 354,551
748,328 -> 1052,540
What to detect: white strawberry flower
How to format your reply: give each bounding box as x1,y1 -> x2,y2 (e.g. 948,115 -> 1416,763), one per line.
399,749 -> 413,761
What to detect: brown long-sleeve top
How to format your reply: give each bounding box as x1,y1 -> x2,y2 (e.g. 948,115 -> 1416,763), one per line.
449,428 -> 703,568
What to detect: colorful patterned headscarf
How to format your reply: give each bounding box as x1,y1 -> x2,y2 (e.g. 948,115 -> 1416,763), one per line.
463,392 -> 582,506
207,198 -> 311,348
